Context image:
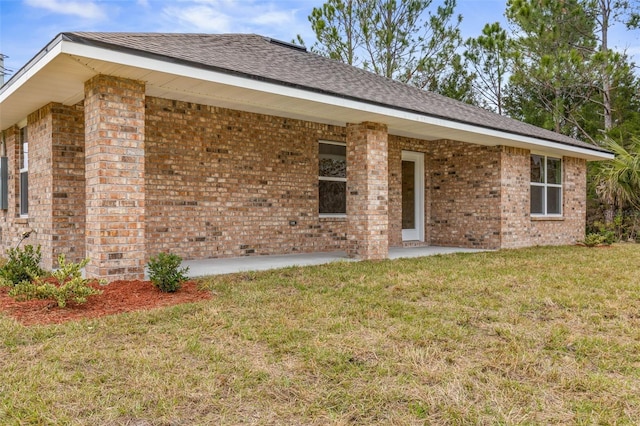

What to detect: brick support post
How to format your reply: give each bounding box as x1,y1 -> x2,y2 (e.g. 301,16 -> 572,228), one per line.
346,122 -> 389,259
84,75 -> 145,280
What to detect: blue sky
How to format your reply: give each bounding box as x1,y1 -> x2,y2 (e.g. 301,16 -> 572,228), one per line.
1,0 -> 638,78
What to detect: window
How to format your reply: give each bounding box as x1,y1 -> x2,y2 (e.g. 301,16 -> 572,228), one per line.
531,154 -> 562,216
0,132 -> 7,210
19,126 -> 28,217
319,141 -> 346,215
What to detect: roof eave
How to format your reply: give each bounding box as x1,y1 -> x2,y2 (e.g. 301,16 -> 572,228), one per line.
1,33 -> 66,98
1,33 -> 613,161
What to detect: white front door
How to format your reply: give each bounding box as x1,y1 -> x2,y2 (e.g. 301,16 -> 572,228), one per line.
401,151 -> 424,242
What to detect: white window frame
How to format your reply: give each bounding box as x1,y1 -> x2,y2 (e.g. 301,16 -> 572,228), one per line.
319,140 -> 347,217
19,123 -> 28,218
530,154 -> 562,217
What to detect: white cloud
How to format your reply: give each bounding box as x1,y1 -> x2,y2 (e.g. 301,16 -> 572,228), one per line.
176,0 -> 240,5
250,10 -> 295,26
163,5 -> 233,33
25,0 -> 106,20
161,0 -> 313,38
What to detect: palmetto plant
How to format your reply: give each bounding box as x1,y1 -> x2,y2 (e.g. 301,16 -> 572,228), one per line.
592,136 -> 640,222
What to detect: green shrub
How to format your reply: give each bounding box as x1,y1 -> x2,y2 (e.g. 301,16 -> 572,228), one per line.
594,220 -> 617,244
0,244 -> 46,286
587,213 -> 640,243
600,229 -> 616,245
147,252 -> 189,293
9,255 -> 102,308
585,220 -> 618,246
581,233 -> 609,247
0,258 -> 8,288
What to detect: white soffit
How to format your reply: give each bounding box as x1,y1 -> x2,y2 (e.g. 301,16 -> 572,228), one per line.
1,39 -> 613,161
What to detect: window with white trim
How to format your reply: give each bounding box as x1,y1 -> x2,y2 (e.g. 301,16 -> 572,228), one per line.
19,126 -> 28,217
530,154 -> 562,216
319,141 -> 346,215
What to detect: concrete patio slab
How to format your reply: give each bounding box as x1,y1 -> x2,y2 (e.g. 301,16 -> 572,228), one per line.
180,246 -> 488,278
389,246 -> 487,259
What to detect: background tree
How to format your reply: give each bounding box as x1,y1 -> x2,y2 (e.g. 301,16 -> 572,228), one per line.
433,54 -> 476,104
581,53 -> 640,143
506,0 -> 599,140
585,0 -> 640,132
585,63 -> 640,229
464,22 -> 512,114
302,0 -> 471,100
307,0 -> 362,66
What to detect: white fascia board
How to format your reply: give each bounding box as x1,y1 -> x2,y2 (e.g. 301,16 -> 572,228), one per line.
60,41 -> 613,161
450,125 -> 615,160
0,42 -> 63,104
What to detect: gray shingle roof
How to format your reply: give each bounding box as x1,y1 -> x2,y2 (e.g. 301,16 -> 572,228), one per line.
64,32 -> 608,154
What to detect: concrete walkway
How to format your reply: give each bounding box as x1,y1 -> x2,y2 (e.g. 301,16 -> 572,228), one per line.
182,246 -> 487,278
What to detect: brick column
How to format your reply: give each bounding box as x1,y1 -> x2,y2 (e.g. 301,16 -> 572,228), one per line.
346,122 -> 389,259
84,75 -> 145,280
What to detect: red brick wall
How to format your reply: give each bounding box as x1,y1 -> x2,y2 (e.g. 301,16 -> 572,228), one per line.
26,106 -> 54,267
388,139 -> 585,250
500,146 -> 531,248
0,103 -> 86,268
498,148 -> 586,247
144,97 -> 348,260
428,140 -> 503,248
346,122 -> 388,259
51,103 -> 86,263
528,156 -> 586,246
84,75 -> 146,279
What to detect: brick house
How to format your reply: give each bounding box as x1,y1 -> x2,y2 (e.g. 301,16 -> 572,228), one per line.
0,33 -> 612,280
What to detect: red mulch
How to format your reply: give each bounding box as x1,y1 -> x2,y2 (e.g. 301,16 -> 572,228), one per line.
0,280 -> 212,326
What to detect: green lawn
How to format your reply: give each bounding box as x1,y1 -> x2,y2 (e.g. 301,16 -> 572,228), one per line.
2,244 -> 640,425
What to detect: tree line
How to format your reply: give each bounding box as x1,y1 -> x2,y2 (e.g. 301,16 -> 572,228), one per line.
297,0 -> 640,239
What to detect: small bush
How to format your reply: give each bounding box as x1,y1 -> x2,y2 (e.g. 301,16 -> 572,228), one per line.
0,244 -> 46,286
147,252 -> 189,293
0,258 -> 8,288
587,213 -> 640,243
9,255 -> 102,308
581,233 -> 609,248
589,221 -> 617,244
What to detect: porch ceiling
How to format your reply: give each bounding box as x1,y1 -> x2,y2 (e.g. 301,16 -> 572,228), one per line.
0,37 -> 612,161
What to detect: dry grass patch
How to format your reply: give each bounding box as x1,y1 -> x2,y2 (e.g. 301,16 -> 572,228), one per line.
1,244 -> 639,424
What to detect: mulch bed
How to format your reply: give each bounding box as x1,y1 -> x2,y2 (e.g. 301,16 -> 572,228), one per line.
0,280 -> 212,326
